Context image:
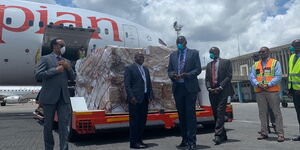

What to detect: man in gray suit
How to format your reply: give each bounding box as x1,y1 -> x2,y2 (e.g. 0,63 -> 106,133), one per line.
168,36 -> 202,150
35,38 -> 76,150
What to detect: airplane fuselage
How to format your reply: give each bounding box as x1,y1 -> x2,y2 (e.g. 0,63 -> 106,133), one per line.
0,0 -> 162,85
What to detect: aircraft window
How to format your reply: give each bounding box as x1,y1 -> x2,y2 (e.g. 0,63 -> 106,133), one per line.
125,32 -> 128,38
39,21 -> 44,27
25,49 -> 30,53
105,28 -> 109,35
146,35 -> 152,41
29,20 -> 34,26
6,17 -> 12,25
97,27 -> 100,33
4,59 -> 8,62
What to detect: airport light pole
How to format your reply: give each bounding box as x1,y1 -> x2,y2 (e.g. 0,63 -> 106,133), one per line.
173,21 -> 183,38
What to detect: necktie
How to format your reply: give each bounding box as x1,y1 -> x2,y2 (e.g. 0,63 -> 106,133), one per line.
212,61 -> 216,87
57,56 -> 62,61
179,52 -> 184,74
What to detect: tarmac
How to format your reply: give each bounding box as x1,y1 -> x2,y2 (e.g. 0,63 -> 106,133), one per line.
0,102 -> 300,150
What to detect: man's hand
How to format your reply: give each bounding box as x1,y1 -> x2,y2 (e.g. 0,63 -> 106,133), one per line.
55,65 -> 64,73
258,84 -> 265,89
213,87 -> 221,94
130,97 -> 137,104
178,73 -> 188,79
58,60 -> 71,69
172,73 -> 179,80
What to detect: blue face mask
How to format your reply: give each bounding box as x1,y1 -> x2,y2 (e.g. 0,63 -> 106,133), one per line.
209,53 -> 215,59
177,44 -> 184,51
289,46 -> 295,53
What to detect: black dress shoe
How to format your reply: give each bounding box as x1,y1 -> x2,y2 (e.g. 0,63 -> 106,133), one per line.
292,136 -> 300,141
188,144 -> 197,150
213,136 -> 222,145
138,141 -> 148,147
222,135 -> 228,141
177,141 -> 188,147
130,143 -> 147,149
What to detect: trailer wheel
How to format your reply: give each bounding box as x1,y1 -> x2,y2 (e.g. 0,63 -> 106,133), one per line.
282,101 -> 288,108
1,101 -> 6,106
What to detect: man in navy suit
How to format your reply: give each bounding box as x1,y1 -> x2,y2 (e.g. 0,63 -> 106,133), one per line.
124,52 -> 154,149
168,36 -> 202,150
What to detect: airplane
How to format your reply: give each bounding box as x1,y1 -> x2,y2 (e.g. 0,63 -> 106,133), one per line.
0,0 -> 167,86
0,86 -> 41,106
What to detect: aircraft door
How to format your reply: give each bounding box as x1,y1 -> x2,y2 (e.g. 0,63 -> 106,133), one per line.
123,25 -> 139,48
42,25 -> 94,61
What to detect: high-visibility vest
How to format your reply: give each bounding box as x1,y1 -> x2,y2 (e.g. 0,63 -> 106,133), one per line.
288,54 -> 300,90
254,58 -> 280,93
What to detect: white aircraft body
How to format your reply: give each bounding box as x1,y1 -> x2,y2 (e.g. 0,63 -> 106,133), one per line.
0,0 -> 165,86
0,86 -> 41,105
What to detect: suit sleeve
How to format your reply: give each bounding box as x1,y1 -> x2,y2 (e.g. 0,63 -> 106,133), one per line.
168,53 -> 176,81
35,56 -> 58,81
205,63 -> 212,89
219,60 -> 232,88
124,66 -> 134,100
185,50 -> 202,79
66,60 -> 76,81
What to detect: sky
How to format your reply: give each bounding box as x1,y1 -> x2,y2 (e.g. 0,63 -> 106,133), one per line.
23,0 -> 300,63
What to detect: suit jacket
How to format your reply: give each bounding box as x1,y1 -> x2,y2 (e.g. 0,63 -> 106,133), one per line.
205,58 -> 234,97
168,48 -> 202,93
35,53 -> 76,104
124,64 -> 154,103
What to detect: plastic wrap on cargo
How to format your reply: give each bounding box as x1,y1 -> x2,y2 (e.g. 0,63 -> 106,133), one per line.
75,46 -> 178,113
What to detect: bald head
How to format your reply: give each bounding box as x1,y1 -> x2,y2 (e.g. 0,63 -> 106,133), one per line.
292,39 -> 300,54
209,47 -> 220,60
176,36 -> 187,49
259,47 -> 270,61
134,52 -> 144,65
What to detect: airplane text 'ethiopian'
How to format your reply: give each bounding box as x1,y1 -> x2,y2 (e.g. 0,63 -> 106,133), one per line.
0,5 -> 123,44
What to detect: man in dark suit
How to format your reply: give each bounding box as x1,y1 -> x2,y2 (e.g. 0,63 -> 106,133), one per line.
168,36 -> 201,150
124,52 -> 154,149
205,47 -> 234,145
35,38 -> 76,150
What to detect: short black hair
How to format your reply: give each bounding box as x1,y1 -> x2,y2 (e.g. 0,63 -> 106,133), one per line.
209,47 -> 220,55
50,38 -> 63,50
260,46 -> 270,52
176,36 -> 187,45
292,39 -> 300,48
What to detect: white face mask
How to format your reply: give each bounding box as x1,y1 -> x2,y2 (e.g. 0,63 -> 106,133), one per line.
60,46 -> 66,55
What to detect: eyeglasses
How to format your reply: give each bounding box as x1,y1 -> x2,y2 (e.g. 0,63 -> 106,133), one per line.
59,44 -> 65,48
258,51 -> 267,54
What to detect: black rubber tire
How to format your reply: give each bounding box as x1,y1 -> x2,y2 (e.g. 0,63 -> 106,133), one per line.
1,102 -> 6,106
282,101 -> 288,108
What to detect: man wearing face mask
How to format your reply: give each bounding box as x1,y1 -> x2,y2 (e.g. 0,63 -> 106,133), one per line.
249,47 -> 284,142
205,47 -> 234,145
124,52 -> 154,149
288,39 -> 300,141
252,53 -> 276,134
168,36 -> 201,150
35,38 -> 75,150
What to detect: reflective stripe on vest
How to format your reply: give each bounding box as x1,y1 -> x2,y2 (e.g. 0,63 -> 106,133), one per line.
254,58 -> 280,93
288,54 -> 300,90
